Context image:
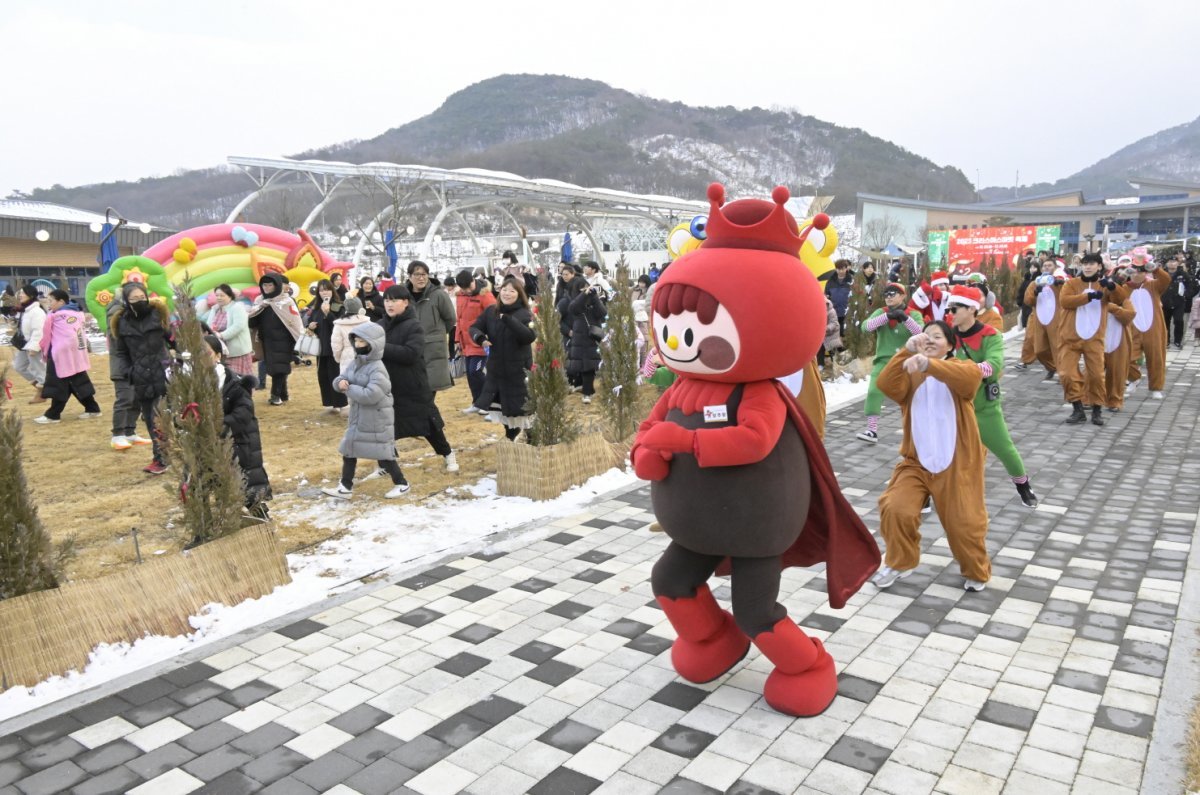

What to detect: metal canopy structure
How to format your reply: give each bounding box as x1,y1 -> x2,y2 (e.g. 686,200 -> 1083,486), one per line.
226,155 -> 706,268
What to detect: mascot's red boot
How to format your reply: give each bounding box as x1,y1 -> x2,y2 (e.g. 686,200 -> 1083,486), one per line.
632,184 -> 881,717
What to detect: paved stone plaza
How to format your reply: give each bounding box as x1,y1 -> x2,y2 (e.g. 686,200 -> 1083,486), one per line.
1,336 -> 1197,795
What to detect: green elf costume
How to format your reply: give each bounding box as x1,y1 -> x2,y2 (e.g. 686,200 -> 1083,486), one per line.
856,282 -> 923,444
946,285 -> 1039,508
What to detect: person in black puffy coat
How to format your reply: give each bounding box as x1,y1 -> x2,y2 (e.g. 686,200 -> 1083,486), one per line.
247,272 -> 303,405
558,274 -> 607,403
204,336 -> 271,513
376,285 -> 459,474
471,276 -> 537,440
307,279 -> 347,412
111,282 -> 172,473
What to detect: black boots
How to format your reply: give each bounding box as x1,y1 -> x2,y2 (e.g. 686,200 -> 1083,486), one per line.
1015,480 -> 1039,508
1066,401 -> 1087,424
1091,405 -> 1104,426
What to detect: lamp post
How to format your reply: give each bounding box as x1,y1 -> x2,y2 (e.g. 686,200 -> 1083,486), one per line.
1083,233 -> 1095,253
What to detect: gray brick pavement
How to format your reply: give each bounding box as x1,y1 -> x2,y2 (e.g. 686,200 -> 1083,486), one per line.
1,335 -> 1198,794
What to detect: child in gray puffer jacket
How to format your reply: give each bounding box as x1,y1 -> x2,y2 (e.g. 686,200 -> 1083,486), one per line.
321,322 -> 409,499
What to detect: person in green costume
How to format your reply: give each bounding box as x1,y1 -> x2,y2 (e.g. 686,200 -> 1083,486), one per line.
857,283 -> 923,443
946,285 -> 1039,508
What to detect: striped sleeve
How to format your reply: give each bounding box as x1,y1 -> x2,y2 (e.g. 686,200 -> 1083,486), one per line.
977,361 -> 994,378
863,313 -> 889,332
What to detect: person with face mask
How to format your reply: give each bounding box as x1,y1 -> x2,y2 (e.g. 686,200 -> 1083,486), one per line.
322,323 -> 410,500
873,320 -> 991,593
247,273 -> 304,405
110,282 -> 172,473
856,282 -> 923,443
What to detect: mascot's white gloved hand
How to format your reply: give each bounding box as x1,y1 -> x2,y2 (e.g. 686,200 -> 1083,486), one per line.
903,353 -> 929,374
905,333 -> 928,353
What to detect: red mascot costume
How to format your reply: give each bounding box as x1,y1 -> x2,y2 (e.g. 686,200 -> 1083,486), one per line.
632,183 -> 881,717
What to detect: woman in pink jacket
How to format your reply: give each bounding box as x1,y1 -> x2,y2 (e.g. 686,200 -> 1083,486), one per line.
35,289 -> 102,424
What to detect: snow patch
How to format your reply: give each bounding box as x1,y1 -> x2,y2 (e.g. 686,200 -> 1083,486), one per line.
0,467 -> 635,723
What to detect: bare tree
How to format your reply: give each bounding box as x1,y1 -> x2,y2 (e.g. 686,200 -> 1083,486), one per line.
861,214 -> 905,251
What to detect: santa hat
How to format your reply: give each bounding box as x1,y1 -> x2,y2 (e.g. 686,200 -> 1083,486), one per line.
930,271 -> 950,287
946,285 -> 982,310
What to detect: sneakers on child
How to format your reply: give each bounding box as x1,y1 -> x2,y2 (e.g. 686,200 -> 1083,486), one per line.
268,396 -> 283,406
34,415 -> 60,424
128,434 -> 153,446
385,483 -> 411,498
79,411 -> 102,419
111,435 -> 132,451
871,565 -> 912,589
444,453 -> 459,473
143,461 -> 169,475
856,430 -> 878,443
1013,362 -> 1028,371
359,467 -> 387,482
461,406 -> 481,414
322,484 -> 352,499
581,395 -> 592,404
1150,390 -> 1164,400
963,579 -> 987,592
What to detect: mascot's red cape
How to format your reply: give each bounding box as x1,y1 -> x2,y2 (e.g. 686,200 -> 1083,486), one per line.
632,183 -> 880,717
633,185 -> 878,608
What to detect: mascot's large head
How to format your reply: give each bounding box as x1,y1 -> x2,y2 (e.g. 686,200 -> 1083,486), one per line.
651,183 -> 828,383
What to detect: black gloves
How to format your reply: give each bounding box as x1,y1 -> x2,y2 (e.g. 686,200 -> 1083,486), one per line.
886,308 -> 907,322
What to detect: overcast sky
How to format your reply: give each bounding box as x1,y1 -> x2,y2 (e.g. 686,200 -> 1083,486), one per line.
4,0 -> 1198,196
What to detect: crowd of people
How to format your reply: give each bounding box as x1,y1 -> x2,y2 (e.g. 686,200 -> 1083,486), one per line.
3,243 -> 1192,588
1,252 -> 636,512
864,246 -> 1195,592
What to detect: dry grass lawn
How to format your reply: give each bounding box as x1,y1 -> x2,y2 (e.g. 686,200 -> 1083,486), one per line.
0,348 -> 623,584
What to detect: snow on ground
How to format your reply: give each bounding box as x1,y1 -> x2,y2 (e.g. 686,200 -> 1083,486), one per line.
0,467 -> 635,723
0,363 -> 896,723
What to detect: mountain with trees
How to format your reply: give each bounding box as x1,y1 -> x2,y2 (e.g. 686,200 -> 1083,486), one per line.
16,75 -> 976,227
979,114 -> 1200,201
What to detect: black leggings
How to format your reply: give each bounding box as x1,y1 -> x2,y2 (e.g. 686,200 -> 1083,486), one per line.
650,541 -> 786,637
579,371 -> 596,396
317,356 -> 347,407
341,457 -> 404,489
271,373 -> 289,401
